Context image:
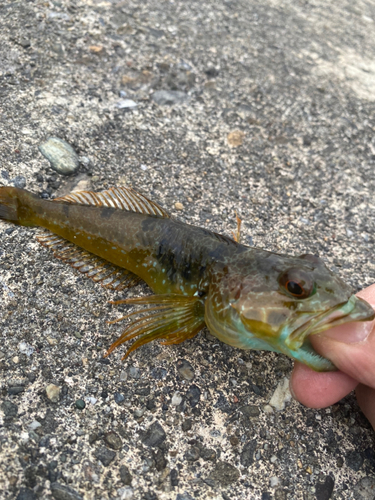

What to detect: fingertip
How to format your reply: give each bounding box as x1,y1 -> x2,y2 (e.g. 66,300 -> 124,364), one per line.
290,362 -> 358,409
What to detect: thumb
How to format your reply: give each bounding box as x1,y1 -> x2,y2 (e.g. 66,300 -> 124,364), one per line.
310,284 -> 375,389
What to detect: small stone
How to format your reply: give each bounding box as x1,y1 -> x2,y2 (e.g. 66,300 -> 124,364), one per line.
89,45 -> 103,53
39,137 -> 79,176
175,202 -> 184,211
181,419 -> 192,432
241,405 -> 260,418
263,405 -> 274,414
19,342 -> 34,356
152,90 -> 188,105
95,446 -> 116,467
176,494 -> 194,500
16,488 -> 36,500
8,386 -> 24,395
208,461 -> 240,486
119,465 -> 132,485
177,359 -> 195,380
46,384 -> 61,403
104,431 -> 122,450
116,99 -> 137,109
269,377 -> 292,410
227,130 -> 245,147
274,489 -> 287,500
12,356 -> 20,364
171,392 -> 182,406
129,366 -> 141,379
28,420 -> 42,430
114,392 -> 125,404
346,451 -> 364,471
85,396 -> 97,405
270,477 -> 280,488
1,400 -> 18,418
12,176 -> 26,189
315,475 -> 335,500
184,446 -> 200,462
117,487 -> 134,500
186,385 -> 201,407
241,440 -> 257,467
75,399 -> 86,410
261,494 -> 272,500
142,421 -> 166,447
50,482 -> 83,500
353,476 -> 375,500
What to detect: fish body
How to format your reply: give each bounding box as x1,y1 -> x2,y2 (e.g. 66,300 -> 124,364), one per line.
0,186 -> 373,371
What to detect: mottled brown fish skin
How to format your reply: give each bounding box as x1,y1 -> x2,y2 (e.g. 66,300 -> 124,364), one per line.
0,187 -> 241,295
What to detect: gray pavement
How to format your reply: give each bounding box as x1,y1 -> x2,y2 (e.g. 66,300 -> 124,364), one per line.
1,1 -> 375,499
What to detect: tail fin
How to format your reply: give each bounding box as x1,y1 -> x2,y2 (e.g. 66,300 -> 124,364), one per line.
0,187 -> 22,224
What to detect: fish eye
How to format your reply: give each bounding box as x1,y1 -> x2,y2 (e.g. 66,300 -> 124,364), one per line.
279,269 -> 314,299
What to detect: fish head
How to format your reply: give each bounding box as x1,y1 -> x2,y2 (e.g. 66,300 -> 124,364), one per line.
205,250 -> 374,371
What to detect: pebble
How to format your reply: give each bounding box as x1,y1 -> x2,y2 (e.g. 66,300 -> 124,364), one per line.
104,431 -> 123,450
12,175 -> 26,189
75,399 -> 86,410
39,137 -> 80,176
1,401 -> 18,418
346,450 -> 364,471
95,446 -> 116,467
8,386 -> 24,395
353,476 -> 375,499
16,487 -> 36,500
176,494 -> 194,500
142,421 -> 166,447
171,391 -> 182,406
181,419 -> 192,432
152,90 -> 188,105
186,385 -> 201,407
240,440 -> 257,467
116,99 -> 137,109
269,377 -> 292,410
119,465 -> 132,485
208,461 -> 240,486
117,487 -> 134,500
46,384 -> 61,403
315,475 -> 334,500
184,446 -> 200,462
176,359 -> 195,380
28,420 -> 41,430
129,366 -> 141,379
114,392 -> 125,404
12,356 -> 20,364
263,405 -> 274,414
227,130 -> 245,147
175,202 -> 184,210
85,396 -> 97,405
50,482 -> 83,500
18,342 -> 34,357
270,477 -> 281,488
241,404 -> 260,418
270,455 -> 278,464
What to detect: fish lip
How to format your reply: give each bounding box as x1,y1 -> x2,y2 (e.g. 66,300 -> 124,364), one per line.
287,295 -> 375,349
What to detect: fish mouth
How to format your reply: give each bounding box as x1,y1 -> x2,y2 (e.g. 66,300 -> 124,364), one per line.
287,295 -> 375,350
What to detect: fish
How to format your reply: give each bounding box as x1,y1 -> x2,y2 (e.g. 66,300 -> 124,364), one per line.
0,185 -> 373,371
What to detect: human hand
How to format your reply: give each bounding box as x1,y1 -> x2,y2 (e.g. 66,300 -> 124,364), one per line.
290,284 -> 375,429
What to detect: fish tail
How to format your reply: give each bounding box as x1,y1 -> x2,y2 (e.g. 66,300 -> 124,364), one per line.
0,187 -> 37,226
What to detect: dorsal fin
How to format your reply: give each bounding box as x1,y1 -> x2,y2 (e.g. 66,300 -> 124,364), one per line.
36,230 -> 141,291
55,186 -> 169,218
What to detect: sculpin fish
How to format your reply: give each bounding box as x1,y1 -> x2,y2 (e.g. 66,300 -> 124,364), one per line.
0,186 -> 373,371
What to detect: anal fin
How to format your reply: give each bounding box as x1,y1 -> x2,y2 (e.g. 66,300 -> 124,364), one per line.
105,294 -> 206,359
36,230 -> 141,290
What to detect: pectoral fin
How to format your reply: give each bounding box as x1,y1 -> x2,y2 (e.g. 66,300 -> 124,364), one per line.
105,294 -> 206,359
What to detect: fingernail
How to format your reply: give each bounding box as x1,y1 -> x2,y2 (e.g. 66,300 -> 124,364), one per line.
321,320 -> 374,344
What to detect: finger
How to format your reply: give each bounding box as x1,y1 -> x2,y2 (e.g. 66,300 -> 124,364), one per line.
290,362 -> 358,408
356,384 -> 375,430
310,284 -> 375,389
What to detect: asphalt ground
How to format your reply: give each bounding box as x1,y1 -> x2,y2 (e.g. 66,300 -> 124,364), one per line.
1,1 -> 375,499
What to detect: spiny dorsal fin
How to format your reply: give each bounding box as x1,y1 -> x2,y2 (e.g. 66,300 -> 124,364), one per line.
55,187 -> 169,218
36,230 -> 141,291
